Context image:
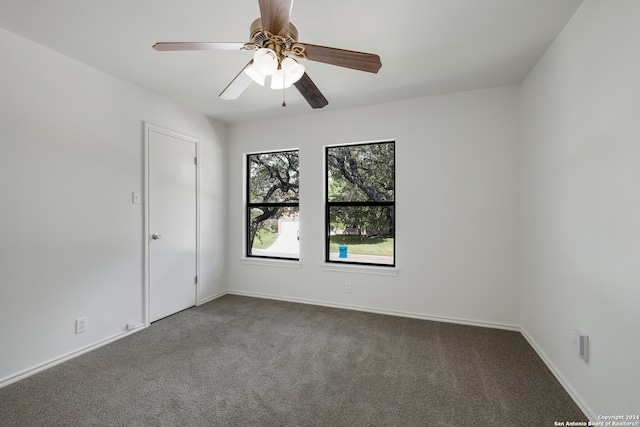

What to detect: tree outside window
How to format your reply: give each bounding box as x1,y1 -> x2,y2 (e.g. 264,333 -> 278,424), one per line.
326,141 -> 395,266
246,150 -> 299,260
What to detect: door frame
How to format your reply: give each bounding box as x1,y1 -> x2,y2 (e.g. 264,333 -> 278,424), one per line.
143,122 -> 200,326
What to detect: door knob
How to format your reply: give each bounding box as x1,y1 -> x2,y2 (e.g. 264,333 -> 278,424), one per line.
152,233 -> 162,240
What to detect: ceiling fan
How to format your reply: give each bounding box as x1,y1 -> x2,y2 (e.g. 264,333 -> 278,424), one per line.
153,0 -> 382,109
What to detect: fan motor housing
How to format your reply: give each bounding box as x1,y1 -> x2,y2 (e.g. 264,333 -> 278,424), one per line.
250,18 -> 299,47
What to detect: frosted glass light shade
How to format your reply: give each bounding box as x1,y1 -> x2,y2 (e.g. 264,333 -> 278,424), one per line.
253,48 -> 278,75
270,69 -> 290,89
282,57 -> 305,82
244,48 -> 279,86
270,58 -> 305,89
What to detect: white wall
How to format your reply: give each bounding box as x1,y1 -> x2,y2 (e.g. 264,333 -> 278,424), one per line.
3,0 -> 636,417
227,86 -> 521,329
520,0 -> 640,418
0,27 -> 227,385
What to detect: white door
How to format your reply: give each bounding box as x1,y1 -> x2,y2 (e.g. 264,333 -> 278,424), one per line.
147,126 -> 198,322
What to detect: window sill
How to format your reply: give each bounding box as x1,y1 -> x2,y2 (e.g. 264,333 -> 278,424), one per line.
321,263 -> 399,276
241,257 -> 302,269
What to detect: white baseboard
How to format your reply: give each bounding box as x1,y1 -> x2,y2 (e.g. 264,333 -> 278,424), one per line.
0,325 -> 145,389
226,289 -> 520,331
1,290 -> 228,389
520,327 -> 595,421
227,290 -> 595,419
2,290 -> 594,424
198,290 -> 228,305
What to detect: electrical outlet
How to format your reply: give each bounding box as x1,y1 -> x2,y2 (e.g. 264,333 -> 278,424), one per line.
76,317 -> 87,334
346,282 -> 352,293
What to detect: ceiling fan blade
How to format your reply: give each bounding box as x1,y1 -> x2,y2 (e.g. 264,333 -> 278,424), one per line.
259,0 -> 292,38
294,73 -> 328,109
219,61 -> 254,100
153,42 -> 246,51
301,43 -> 382,74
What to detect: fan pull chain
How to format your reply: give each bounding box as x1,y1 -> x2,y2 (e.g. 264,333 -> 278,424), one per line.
282,74 -> 287,107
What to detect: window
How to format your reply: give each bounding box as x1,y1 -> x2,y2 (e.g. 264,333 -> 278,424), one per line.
326,141 -> 395,266
246,150 -> 299,260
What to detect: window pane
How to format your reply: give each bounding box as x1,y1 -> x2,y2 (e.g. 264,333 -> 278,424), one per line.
248,206 -> 299,259
328,205 -> 394,265
249,151 -> 299,203
247,149 -> 299,260
326,141 -> 395,267
327,143 -> 394,203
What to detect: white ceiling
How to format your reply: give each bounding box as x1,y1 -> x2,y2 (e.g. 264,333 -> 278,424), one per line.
0,0 -> 582,124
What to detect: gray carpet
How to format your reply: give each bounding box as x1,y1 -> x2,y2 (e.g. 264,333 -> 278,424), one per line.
0,295 -> 586,426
